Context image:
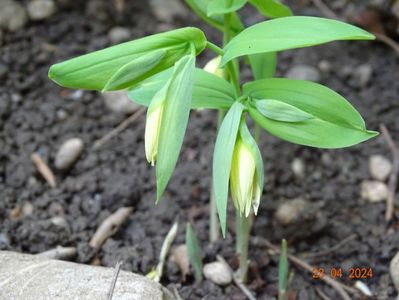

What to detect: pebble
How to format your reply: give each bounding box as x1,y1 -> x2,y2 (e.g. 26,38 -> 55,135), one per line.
369,155 -> 392,181
0,0 -> 28,31
9,206 -> 21,220
50,216 -> 69,231
27,0 -> 56,20
55,138 -> 84,171
149,0 -> 188,23
203,262 -> 232,286
360,180 -> 388,202
390,251 -> 399,291
275,198 -> 307,225
318,60 -> 332,73
285,65 -> 321,82
352,64 -> 372,88
108,27 -> 131,44
291,158 -> 305,178
22,202 -> 34,216
0,233 -> 10,249
103,91 -> 140,114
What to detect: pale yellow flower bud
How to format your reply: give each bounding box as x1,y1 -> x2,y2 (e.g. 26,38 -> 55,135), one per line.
230,137 -> 261,217
203,56 -> 224,78
145,102 -> 164,166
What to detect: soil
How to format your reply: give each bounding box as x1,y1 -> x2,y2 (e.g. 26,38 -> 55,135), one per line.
1,0 -> 398,299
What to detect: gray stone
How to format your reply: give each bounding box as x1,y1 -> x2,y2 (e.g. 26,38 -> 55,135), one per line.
352,64 -> 372,88
0,0 -> 27,31
369,155 -> 392,181
275,198 -> 307,225
108,26 -> 131,44
0,251 -> 173,300
360,180 -> 388,202
390,251 -> 399,291
318,60 -> 332,73
291,158 -> 305,178
55,138 -> 84,171
149,0 -> 188,23
27,0 -> 56,20
203,262 -> 232,286
285,65 -> 321,82
103,91 -> 140,114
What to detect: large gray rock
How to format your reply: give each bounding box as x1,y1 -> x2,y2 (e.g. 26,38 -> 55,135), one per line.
27,0 -> 57,20
0,0 -> 28,31
0,251 -> 174,300
103,91 -> 140,114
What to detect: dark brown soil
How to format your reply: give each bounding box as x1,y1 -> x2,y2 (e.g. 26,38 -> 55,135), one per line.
1,1 -> 398,299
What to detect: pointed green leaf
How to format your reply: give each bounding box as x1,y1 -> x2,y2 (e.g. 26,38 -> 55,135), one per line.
249,0 -> 292,18
245,78 -> 378,148
255,99 -> 314,122
221,16 -> 375,65
128,68 -> 236,109
207,0 -> 248,16
156,55 -> 195,202
49,27 -> 206,91
186,223 -> 203,283
213,102 -> 244,237
248,52 -> 277,80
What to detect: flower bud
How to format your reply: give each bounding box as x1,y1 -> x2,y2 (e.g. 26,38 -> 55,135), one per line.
203,56 -> 224,78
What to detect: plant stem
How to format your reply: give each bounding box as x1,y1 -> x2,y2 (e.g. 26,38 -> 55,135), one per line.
206,41 -> 224,56
236,210 -> 251,282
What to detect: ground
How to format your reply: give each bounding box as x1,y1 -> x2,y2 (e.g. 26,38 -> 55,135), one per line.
0,0 -> 398,299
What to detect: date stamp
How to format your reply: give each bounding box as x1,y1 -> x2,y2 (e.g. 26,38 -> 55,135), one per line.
312,267 -> 373,280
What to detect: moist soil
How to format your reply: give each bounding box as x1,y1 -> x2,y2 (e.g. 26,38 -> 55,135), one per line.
1,1 -> 398,299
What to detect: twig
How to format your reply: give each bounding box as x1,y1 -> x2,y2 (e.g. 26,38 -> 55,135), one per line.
315,287 -> 332,300
252,238 -> 357,300
172,286 -> 184,300
216,255 -> 257,300
311,0 -> 339,19
303,234 -> 357,259
374,32 -> 399,57
31,153 -> 56,188
380,124 -> 399,221
36,246 -> 77,260
89,207 -> 133,249
92,107 -> 146,150
153,222 -> 179,282
107,261 -> 122,300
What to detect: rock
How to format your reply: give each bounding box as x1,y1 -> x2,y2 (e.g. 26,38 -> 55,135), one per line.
0,234 -> 10,249
352,64 -> 372,88
318,60 -> 332,73
390,251 -> 399,291
103,91 -> 139,114
203,262 -> 232,286
276,198 -> 307,225
55,138 -> 84,171
0,0 -> 28,31
0,251 -> 174,300
170,244 -> 189,280
369,155 -> 392,181
50,216 -> 69,231
22,202 -> 34,216
27,0 -> 56,20
360,180 -> 388,202
285,65 -> 321,82
149,0 -> 188,23
291,158 -> 305,178
108,26 -> 131,44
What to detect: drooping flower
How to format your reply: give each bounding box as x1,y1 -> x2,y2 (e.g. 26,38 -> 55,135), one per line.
203,56 -> 224,78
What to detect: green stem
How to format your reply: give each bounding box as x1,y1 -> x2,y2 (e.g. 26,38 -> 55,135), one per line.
206,41 -> 224,56
236,211 -> 251,282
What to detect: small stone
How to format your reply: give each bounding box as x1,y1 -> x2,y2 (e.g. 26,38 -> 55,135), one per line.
56,109 -> 68,122
55,138 -> 84,171
0,0 -> 28,31
361,180 -> 388,202
27,0 -> 56,20
22,202 -> 34,216
108,27 -> 131,44
149,0 -> 188,23
318,60 -> 332,73
9,206 -> 21,220
285,65 -> 321,82
203,262 -> 232,286
103,91 -> 139,114
369,155 -> 392,181
0,233 -> 10,249
390,251 -> 399,291
50,216 -> 69,231
352,64 -> 372,88
291,158 -> 305,178
275,198 -> 307,225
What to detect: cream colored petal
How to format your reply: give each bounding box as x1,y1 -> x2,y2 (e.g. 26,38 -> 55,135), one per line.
203,56 -> 224,78
145,104 -> 163,166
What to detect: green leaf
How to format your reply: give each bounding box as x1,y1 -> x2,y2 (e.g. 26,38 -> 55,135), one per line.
186,223 -> 203,283
245,78 -> 378,148
102,49 -> 166,91
185,0 -> 244,34
255,99 -> 314,122
248,52 -> 277,80
128,68 -> 236,109
207,0 -> 247,16
49,27 -> 206,91
156,55 -> 195,202
278,239 -> 288,297
213,102 -> 244,237
221,16 -> 375,65
249,0 -> 292,18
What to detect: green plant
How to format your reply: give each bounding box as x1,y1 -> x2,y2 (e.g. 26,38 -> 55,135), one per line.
48,0 -> 377,282
278,239 -> 289,300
